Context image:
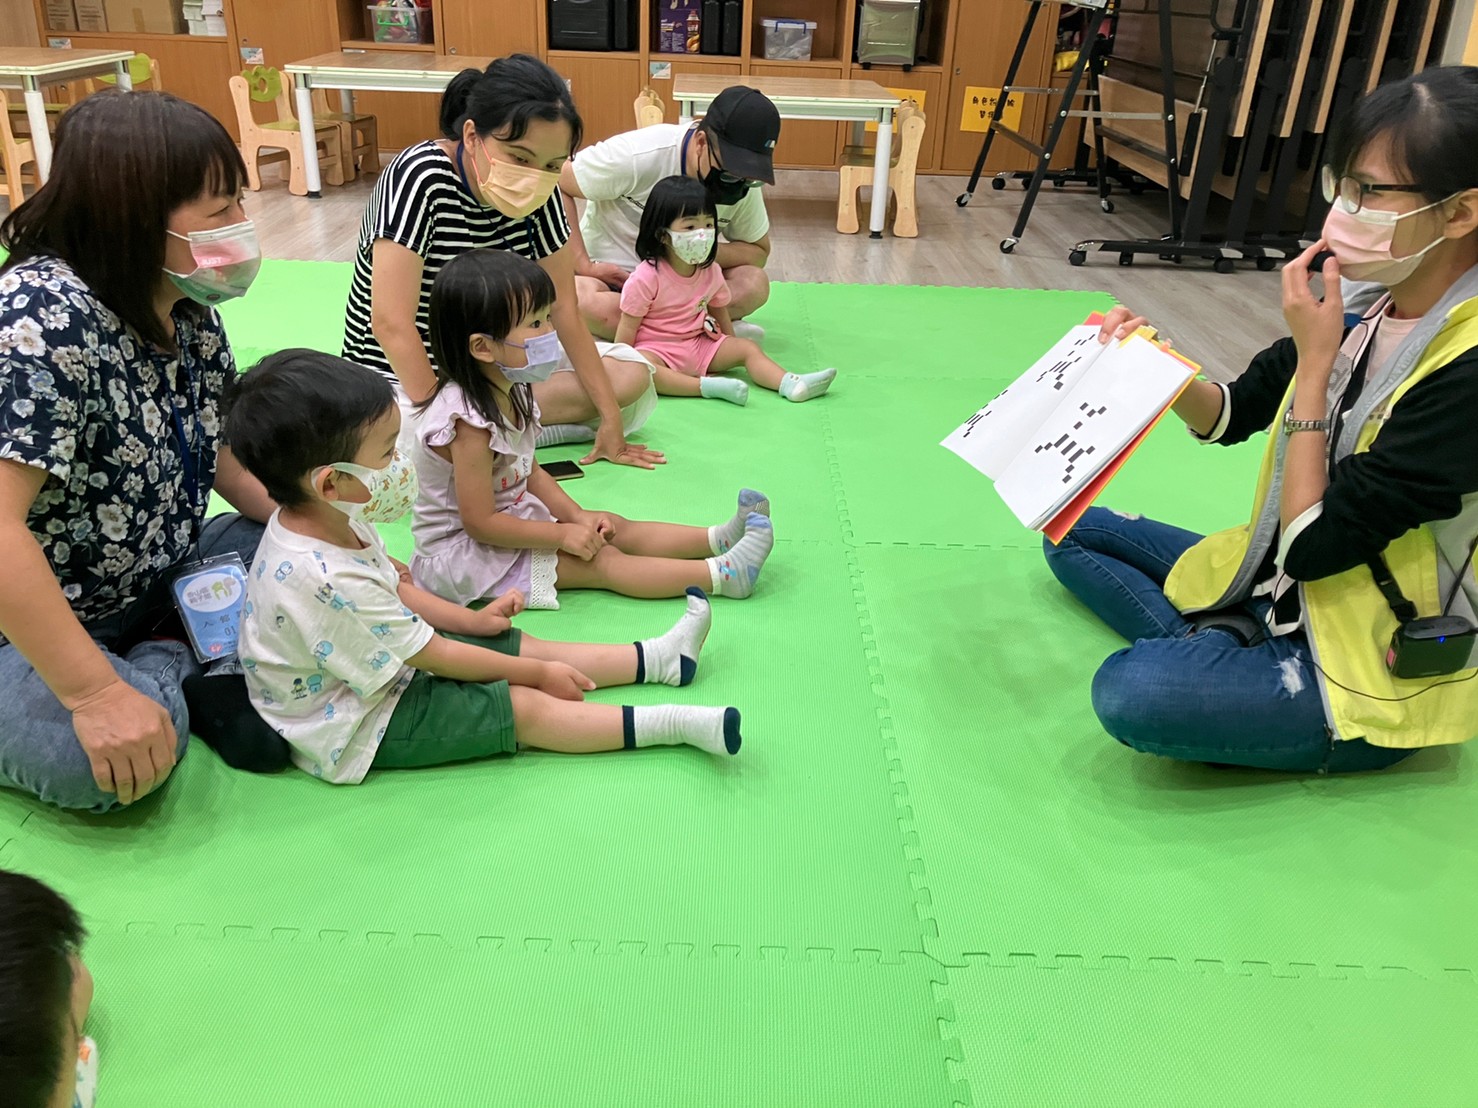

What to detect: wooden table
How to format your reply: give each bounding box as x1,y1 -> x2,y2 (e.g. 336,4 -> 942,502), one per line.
0,47 -> 135,180
285,51 -> 493,197
673,75 -> 901,239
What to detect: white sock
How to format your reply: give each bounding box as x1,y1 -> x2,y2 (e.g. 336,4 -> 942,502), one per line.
636,588 -> 711,686
536,423 -> 596,447
706,513 -> 774,598
733,320 -> 766,342
708,489 -> 771,554
625,704 -> 742,755
779,368 -> 837,403
700,376 -> 749,405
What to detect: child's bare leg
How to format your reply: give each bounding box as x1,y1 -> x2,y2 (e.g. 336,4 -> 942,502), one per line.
510,685 -> 742,755
642,350 -> 704,398
603,513 -> 714,558
521,588 -> 712,687
712,337 -> 837,402
558,518 -> 774,599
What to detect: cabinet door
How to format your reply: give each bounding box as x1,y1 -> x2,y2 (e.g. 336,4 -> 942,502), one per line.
231,0 -> 339,68
841,64 -> 942,172
645,58 -> 745,126
550,54 -> 645,148
940,0 -> 1054,173
440,0 -> 540,57
749,63 -> 844,168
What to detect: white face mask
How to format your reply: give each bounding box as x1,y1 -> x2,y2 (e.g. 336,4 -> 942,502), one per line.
316,451 -> 418,524
494,330 -> 563,384
667,227 -> 716,266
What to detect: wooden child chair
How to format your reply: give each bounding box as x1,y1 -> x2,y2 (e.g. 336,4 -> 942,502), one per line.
633,88 -> 666,129
836,100 -> 926,238
310,89 -> 379,182
0,91 -> 39,212
230,68 -> 344,197
89,53 -> 162,92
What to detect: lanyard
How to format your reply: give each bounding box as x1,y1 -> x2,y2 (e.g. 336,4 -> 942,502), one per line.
454,140 -> 475,197
169,357 -> 202,519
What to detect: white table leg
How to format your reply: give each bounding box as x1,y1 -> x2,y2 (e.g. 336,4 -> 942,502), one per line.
114,60 -> 133,91
869,110 -> 894,239
294,80 -> 323,197
23,85 -> 52,182
340,88 -> 355,115
851,120 -> 865,146
678,99 -> 694,125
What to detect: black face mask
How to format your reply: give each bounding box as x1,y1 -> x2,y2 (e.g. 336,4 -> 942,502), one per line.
703,166 -> 752,206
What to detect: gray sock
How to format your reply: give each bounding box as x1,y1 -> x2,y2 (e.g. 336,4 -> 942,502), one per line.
536,423 -> 596,448
708,489 -> 771,554
700,376 -> 749,405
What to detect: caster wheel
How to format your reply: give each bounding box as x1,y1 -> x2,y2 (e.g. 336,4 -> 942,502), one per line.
991,177 -> 1006,191
1118,253 -> 1134,267
1068,249 -> 1087,266
1020,178 -> 1031,190
1159,253 -> 1175,262
956,193 -> 970,207
1100,199 -> 1115,213
1052,177 -> 1065,189
1000,238 -> 1018,254
1213,258 -> 1235,274
1256,257 -> 1277,272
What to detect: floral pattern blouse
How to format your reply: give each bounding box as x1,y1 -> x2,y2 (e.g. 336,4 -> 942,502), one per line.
0,256 -> 234,635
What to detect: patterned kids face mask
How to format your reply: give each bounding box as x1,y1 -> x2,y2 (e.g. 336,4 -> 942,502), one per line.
317,450 -> 418,524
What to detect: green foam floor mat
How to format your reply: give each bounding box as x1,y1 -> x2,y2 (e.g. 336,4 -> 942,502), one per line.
943,958 -> 1478,1107
8,271 -> 1478,1105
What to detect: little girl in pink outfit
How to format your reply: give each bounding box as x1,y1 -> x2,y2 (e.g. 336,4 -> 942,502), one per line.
615,175 -> 837,407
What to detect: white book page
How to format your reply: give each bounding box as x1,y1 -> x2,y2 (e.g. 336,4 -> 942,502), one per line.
941,325 -> 1105,480
993,335 -> 1195,528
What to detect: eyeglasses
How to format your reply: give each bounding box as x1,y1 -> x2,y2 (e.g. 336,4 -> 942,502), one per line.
708,146 -> 757,189
1320,165 -> 1427,214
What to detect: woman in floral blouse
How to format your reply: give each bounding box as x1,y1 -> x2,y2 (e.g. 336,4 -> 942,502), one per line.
0,91 -> 275,812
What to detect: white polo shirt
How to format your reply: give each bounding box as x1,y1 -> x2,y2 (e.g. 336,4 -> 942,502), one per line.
573,123 -> 770,270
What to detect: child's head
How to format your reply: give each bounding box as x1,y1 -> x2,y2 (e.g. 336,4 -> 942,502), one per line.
0,870 -> 91,1108
635,175 -> 718,269
427,248 -> 556,429
225,350 -> 407,518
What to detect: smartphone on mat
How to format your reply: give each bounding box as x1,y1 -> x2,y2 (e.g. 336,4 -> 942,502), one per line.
543,460 -> 585,481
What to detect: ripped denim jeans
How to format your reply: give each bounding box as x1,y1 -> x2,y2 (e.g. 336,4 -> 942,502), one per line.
1044,506 -> 1414,773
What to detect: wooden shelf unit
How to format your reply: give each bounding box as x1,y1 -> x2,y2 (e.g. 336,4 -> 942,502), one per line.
21,0 -> 1055,173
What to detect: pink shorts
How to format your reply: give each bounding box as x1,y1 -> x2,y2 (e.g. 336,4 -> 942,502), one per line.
636,329 -> 726,378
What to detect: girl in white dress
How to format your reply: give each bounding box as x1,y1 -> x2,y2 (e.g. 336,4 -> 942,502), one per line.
410,249 -> 775,610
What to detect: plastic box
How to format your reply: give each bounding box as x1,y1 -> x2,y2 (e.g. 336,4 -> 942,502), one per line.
857,0 -> 922,66
366,2 -> 433,45
761,18 -> 816,61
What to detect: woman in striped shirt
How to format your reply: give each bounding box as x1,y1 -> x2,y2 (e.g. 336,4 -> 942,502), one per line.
342,55 -> 665,469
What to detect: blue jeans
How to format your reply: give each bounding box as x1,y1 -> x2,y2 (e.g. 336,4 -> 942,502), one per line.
0,514 -> 265,812
1043,506 -> 1414,773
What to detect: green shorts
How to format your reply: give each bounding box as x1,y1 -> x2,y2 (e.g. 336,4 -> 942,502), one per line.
373,628 -> 523,769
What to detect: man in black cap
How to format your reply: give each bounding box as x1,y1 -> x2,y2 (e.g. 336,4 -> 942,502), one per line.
560,85 -> 782,341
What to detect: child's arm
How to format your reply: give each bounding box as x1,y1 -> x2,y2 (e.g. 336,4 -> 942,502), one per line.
398,578 -> 523,639
526,465 -> 611,555
710,304 -> 735,337
614,311 -> 644,347
407,635 -> 594,700
448,423 -> 566,551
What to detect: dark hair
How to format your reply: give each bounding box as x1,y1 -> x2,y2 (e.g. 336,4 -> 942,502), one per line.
438,54 -> 584,154
0,870 -> 85,1108
224,350 -> 397,507
427,249 -> 555,433
0,90 -> 247,350
635,175 -> 718,267
1329,66 -> 1478,201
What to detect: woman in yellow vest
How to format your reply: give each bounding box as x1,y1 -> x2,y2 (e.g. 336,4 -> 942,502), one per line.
1044,67 -> 1478,771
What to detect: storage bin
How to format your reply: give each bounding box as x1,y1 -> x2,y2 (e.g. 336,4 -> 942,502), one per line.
857,0 -> 922,66
366,2 -> 433,45
761,18 -> 816,61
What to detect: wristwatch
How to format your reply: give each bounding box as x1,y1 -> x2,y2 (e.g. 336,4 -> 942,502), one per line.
1282,412 -> 1330,435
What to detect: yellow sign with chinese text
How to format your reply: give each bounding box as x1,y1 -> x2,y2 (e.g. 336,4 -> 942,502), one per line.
959,86 -> 1023,133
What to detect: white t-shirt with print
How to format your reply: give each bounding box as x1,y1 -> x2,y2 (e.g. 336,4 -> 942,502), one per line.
240,512 -> 435,784
573,123 -> 770,271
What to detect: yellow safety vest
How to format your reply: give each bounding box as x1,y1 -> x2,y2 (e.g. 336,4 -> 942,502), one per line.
1163,297 -> 1478,748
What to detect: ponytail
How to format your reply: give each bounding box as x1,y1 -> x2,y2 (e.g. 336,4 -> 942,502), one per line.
434,54 -> 583,153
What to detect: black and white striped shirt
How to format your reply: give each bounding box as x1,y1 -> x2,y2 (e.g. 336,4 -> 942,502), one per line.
341,141 -> 571,379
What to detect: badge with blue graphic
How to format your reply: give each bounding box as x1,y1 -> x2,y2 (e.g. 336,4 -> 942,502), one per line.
171,554 -> 249,663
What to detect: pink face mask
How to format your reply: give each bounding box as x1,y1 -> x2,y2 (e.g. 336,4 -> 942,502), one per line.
1322,195 -> 1456,285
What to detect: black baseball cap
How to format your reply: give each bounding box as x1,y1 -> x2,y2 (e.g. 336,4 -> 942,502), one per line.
703,86 -> 781,185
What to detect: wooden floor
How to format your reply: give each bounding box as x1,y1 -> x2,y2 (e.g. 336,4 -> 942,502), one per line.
249,168 -> 1291,381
